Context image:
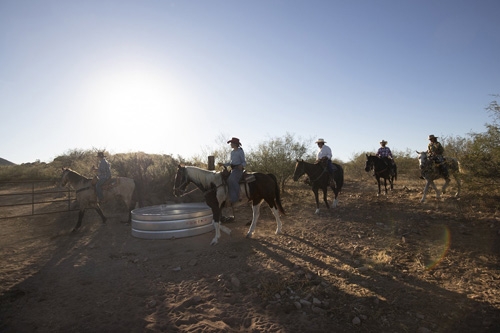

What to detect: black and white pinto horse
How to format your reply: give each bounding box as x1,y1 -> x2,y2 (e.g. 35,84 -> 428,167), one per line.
293,159 -> 344,215
61,168 -> 137,231
416,151 -> 461,203
364,154 -> 397,196
173,165 -> 285,245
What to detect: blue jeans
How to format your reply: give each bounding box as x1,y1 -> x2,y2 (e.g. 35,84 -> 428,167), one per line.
228,169 -> 243,203
96,177 -> 109,201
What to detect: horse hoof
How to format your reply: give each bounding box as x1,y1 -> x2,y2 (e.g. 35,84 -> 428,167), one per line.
246,232 -> 253,238
314,209 -> 320,215
210,238 -> 218,245
275,230 -> 282,235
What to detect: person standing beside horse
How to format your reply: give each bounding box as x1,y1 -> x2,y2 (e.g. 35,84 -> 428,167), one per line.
315,138 -> 336,187
376,140 -> 395,176
93,151 -> 111,203
426,134 -> 448,178
218,137 -> 246,204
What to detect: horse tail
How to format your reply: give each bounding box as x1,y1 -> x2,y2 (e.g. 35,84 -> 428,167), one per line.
334,163 -> 344,192
267,173 -> 286,215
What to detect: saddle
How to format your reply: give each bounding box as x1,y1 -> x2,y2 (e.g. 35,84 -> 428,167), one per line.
221,167 -> 256,184
91,176 -> 119,189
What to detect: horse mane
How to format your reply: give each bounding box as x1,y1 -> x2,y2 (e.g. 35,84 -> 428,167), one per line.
63,168 -> 91,182
185,166 -> 222,187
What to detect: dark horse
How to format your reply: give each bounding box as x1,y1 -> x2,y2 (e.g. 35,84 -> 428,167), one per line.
293,159 -> 344,214
61,168 -> 137,231
364,154 -> 397,196
173,165 -> 285,245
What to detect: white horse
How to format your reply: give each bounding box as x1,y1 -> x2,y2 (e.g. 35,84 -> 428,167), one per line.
416,151 -> 461,203
173,165 -> 285,245
61,168 -> 137,231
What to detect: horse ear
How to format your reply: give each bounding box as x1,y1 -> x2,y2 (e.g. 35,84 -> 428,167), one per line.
416,151 -> 421,154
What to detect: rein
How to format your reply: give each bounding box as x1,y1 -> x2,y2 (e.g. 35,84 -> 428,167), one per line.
76,186 -> 92,194
310,168 -> 328,182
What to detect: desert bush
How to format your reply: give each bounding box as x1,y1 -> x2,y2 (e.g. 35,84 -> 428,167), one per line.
246,133 -> 313,193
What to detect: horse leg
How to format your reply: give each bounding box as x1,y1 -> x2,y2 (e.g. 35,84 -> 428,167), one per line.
329,185 -> 338,208
95,204 -> 107,224
383,178 -> 388,195
454,175 -> 461,197
442,178 -> 451,195
270,207 -> 283,235
421,180 -> 439,203
322,187 -> 330,210
208,201 -> 231,246
246,202 -> 263,238
376,177 -> 382,196
73,209 -> 85,232
313,187 -> 321,215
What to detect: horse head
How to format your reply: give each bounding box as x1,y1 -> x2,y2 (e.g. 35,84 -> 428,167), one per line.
293,159 -> 305,181
416,151 -> 428,170
364,154 -> 375,172
61,168 -> 71,187
173,165 -> 189,196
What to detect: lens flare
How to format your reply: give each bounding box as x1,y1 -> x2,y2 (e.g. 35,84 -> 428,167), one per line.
425,225 -> 451,270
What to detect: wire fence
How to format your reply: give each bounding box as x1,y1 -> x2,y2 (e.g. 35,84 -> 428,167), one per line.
0,180 -> 78,219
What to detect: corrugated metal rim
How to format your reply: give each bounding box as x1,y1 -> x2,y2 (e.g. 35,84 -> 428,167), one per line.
131,223 -> 214,240
131,214 -> 213,231
131,203 -> 212,221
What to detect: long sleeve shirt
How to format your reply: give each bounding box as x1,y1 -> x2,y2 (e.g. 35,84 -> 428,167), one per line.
98,159 -> 111,179
376,147 -> 393,158
224,148 -> 246,168
317,145 -> 332,160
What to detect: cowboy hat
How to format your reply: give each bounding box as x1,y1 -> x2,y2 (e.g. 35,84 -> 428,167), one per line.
428,134 -> 438,140
315,138 -> 326,144
96,152 -> 106,158
380,140 -> 388,144
227,137 -> 242,146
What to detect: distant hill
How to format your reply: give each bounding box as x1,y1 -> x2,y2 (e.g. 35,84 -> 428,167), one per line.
0,158 -> 15,166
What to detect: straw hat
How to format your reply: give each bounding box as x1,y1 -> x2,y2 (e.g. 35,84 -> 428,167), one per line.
428,134 -> 438,140
315,138 -> 326,144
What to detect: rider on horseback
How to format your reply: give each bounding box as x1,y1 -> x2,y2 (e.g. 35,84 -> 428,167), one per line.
93,151 -> 111,203
376,140 -> 395,176
425,134 -> 449,179
315,138 -> 336,187
219,137 -> 246,204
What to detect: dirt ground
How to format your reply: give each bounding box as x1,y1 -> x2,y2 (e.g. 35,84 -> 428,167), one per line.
1,178 -> 499,333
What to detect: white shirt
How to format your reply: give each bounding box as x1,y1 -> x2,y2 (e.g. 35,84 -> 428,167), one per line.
317,144 -> 332,160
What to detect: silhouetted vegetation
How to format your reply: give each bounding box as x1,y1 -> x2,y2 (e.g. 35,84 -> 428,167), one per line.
1,96 -> 499,209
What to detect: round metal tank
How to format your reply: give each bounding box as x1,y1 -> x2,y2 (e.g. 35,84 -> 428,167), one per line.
131,203 -> 214,239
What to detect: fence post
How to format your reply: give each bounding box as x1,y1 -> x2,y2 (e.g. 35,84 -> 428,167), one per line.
208,156 -> 215,171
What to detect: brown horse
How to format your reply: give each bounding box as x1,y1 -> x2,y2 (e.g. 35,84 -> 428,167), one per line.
61,168 -> 137,231
364,154 -> 397,196
293,159 -> 344,214
173,165 -> 285,245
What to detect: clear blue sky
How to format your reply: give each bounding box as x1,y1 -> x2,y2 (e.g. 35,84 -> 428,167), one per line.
1,0 -> 499,164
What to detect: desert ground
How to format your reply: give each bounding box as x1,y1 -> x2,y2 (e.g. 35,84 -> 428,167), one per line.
0,177 -> 499,333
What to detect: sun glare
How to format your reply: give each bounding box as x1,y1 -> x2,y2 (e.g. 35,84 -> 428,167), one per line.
78,65 -> 198,154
